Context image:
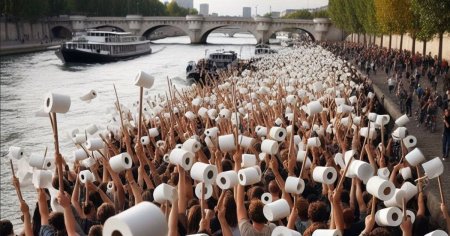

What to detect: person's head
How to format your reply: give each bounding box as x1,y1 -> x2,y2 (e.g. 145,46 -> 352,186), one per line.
224,192 -> 238,227
97,203 -> 116,225
221,159 -> 233,171
308,201 -> 329,223
248,200 -> 266,224
88,225 -> 103,236
268,180 -> 280,197
369,227 -> 391,236
49,212 -> 66,233
0,220 -> 13,236
249,186 -> 264,200
343,208 -> 355,228
296,197 -> 309,221
187,205 -> 202,234
142,189 -> 154,202
303,222 -> 328,236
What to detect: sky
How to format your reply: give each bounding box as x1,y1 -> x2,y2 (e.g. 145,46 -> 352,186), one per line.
163,0 -> 329,16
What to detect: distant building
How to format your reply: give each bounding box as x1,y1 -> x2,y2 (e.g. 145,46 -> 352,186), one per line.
199,3 -> 209,15
211,13 -> 218,17
280,9 -> 298,17
271,11 -> 280,18
243,7 -> 251,18
174,0 -> 193,9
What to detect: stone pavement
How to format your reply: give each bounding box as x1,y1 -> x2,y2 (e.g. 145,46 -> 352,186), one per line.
367,68 -> 448,229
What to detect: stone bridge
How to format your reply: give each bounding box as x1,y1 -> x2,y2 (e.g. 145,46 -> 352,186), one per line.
47,15 -> 346,44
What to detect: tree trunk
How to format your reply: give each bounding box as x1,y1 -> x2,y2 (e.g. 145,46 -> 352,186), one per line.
381,35 -> 384,47
357,34 -> 360,43
389,34 -> 392,49
422,40 -> 427,56
438,32 -> 444,62
412,37 -> 416,54
400,34 -> 403,51
363,34 -> 367,45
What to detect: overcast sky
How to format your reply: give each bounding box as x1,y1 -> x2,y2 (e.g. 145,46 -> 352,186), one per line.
166,0 -> 329,16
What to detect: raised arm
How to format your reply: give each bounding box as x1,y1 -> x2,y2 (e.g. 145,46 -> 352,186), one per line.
38,188 -> 49,225
234,150 -> 248,222
20,200 -> 33,236
58,191 -> 78,236
71,175 -> 85,218
217,191 -> 233,236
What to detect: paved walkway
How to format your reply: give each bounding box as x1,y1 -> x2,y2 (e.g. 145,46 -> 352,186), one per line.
367,67 -> 447,229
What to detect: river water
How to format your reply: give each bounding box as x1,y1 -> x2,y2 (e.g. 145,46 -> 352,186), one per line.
0,33 -> 284,226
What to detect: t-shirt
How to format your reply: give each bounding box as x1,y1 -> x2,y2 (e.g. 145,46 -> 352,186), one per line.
238,219 -> 275,236
445,116 -> 450,134
39,225 -> 55,236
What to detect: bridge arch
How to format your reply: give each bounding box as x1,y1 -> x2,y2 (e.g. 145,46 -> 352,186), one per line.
199,25 -> 258,44
50,26 -> 72,39
267,27 -> 316,42
141,25 -> 190,42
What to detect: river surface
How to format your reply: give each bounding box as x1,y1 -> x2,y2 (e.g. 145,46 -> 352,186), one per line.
0,33 -> 284,226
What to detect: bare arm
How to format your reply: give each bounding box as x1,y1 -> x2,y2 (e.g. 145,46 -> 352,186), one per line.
58,191 -> 78,236
168,197 -> 179,236
20,200 -> 33,236
71,175 -> 84,218
38,189 -> 49,225
235,150 -> 248,221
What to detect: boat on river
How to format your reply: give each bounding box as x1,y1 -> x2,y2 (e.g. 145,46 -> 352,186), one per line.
55,30 -> 152,63
186,50 -> 238,82
255,43 -> 277,54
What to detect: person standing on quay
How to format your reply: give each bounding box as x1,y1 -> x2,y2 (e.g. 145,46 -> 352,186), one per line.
443,108 -> 450,160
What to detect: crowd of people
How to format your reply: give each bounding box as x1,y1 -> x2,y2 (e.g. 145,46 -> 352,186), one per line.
2,42 -> 450,236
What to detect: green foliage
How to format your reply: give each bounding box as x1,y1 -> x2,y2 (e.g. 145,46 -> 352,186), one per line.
411,0 -> 450,35
329,0 -> 364,33
312,10 -> 329,18
282,9 -> 313,19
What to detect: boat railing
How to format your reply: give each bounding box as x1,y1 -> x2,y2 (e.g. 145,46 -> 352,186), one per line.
104,36 -> 147,43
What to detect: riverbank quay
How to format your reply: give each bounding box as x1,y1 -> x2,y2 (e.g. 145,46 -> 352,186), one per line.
364,66 -> 447,230
0,41 -> 61,56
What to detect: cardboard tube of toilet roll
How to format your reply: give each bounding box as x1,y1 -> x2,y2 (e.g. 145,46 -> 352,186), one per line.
153,183 -> 177,204
44,93 -> 71,113
109,153 -> 133,173
216,171 -> 239,189
190,162 -> 218,185
103,202 -> 168,236
261,192 -> 273,204
263,199 -> 290,221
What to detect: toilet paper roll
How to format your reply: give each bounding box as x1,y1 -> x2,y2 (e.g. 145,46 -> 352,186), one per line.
359,127 -> 377,139
86,124 -> 98,135
219,109 -> 231,119
269,127 -> 287,141
347,160 -> 374,183
198,107 -> 208,118
367,92 -> 375,99
107,181 -> 114,192
190,162 -> 218,185
148,128 -> 159,138
195,183 -> 213,200
312,229 -> 342,236
403,135 -> 417,149
395,114 -> 410,127
218,134 -> 236,152
103,202 -> 167,236
340,117 -> 351,127
302,121 -> 310,129
377,167 -> 390,180
169,149 -> 194,170
368,113 -> 378,122
422,157 -> 444,179
80,89 -> 97,102
313,167 -> 337,185
285,176 -> 305,194
139,136 -> 149,145
424,230 -> 448,236
272,226 -> 302,236
400,181 -> 418,202
256,126 -> 268,137
349,96 -> 358,105
392,127 -> 408,140
384,189 -> 406,207
376,115 -> 390,126
406,210 -> 416,224
337,104 -> 353,113
274,118 -> 283,126
163,154 -> 170,163
307,137 -> 321,147
261,139 -> 279,155
204,127 -> 219,138
44,93 -> 71,113
261,193 -> 272,204
182,139 -> 201,153
241,154 -> 257,168
334,153 -> 345,169
259,152 -> 267,162
73,149 -> 88,161
50,195 -> 64,213
400,167 -> 412,180
42,157 -> 55,170
79,170 -> 95,184
9,146 -> 24,160
185,111 -> 196,120
263,199 -> 290,221
306,101 -> 323,116
367,176 -> 395,201
207,109 -> 218,119
216,171 -> 239,189
32,170 -> 53,188
86,138 -> 105,151
156,140 -> 165,148
353,116 -> 362,125
175,144 -> 183,149
238,166 -> 261,186
335,98 -> 346,106
109,153 -> 133,173
375,207 -> 403,226
73,134 -> 87,145
29,153 -> 45,169
153,183 -> 177,204
294,135 -> 301,145
82,156 -> 96,168
238,135 -> 254,149
405,148 -> 425,167
134,71 -> 154,88
296,151 -> 312,168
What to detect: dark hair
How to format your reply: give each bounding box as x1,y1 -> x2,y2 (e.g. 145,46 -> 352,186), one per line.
343,208 -> 355,227
224,193 -> 238,227
187,205 -> 201,234
248,200 -> 266,224
49,212 -> 66,233
308,201 -> 329,223
83,201 -> 95,216
0,220 -> 13,236
88,225 -> 103,236
268,180 -> 280,195
222,159 -> 233,172
97,203 -> 116,225
142,189 -> 154,202
249,186 -> 264,200
303,222 -> 328,236
296,197 -> 309,220
369,227 -> 391,236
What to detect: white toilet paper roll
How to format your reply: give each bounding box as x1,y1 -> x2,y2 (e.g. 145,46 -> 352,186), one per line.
185,111 -> 196,120
218,134 -> 236,152
366,176 -> 395,201
82,156 -> 96,168
392,127 -> 408,140
348,96 -> 358,105
269,127 -> 287,142
103,202 -> 167,236
198,107 -> 208,118
86,124 -> 98,135
109,153 -> 133,173
238,135 -> 255,149
190,162 -> 218,185
256,126 -> 268,137
73,134 -> 87,145
148,128 -> 159,138
50,195 -> 64,213
307,137 -> 321,147
169,149 -> 194,170
219,109 -> 231,119
79,170 -> 95,184
9,146 -> 24,160
80,90 -> 97,102
42,157 -> 55,170
395,114 -> 410,127
400,167 -> 412,180
162,154 -> 170,163
296,151 -> 312,168
400,182 -> 418,203
86,138 -> 104,151
241,154 -> 257,168
238,166 -> 261,186
182,139 -> 202,153
138,136 -> 149,146
156,140 -> 165,149
261,192 -> 272,204
306,101 -> 323,116
28,153 -> 45,169
335,98 -> 346,106
384,189 -> 406,207
367,92 -> 375,99
216,171 -> 239,189
73,149 -> 88,161
424,230 -> 448,236
285,176 -> 305,194
44,93 -> 71,113
377,167 -> 390,180
261,139 -> 279,155
263,199 -> 290,221
337,104 -> 353,113
406,210 -> 416,224
313,167 -> 337,185
272,226 -> 302,236
405,148 -> 425,167
32,170 -> 53,188
134,71 -> 154,88
107,181 -> 114,192
403,135 -> 417,149
274,118 -> 283,126
359,127 -> 377,139
204,127 -> 219,137
207,109 -> 218,119
153,183 -> 177,204
368,113 -> 378,122
312,229 -> 342,236
376,115 -> 390,126
422,157 -> 444,179
195,183 -> 213,200
375,207 -> 403,226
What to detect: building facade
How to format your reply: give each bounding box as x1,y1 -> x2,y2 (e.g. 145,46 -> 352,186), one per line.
199,3 -> 209,16
243,7 -> 251,18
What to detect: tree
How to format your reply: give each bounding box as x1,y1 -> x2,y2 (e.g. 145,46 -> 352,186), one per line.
282,9 -> 313,19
